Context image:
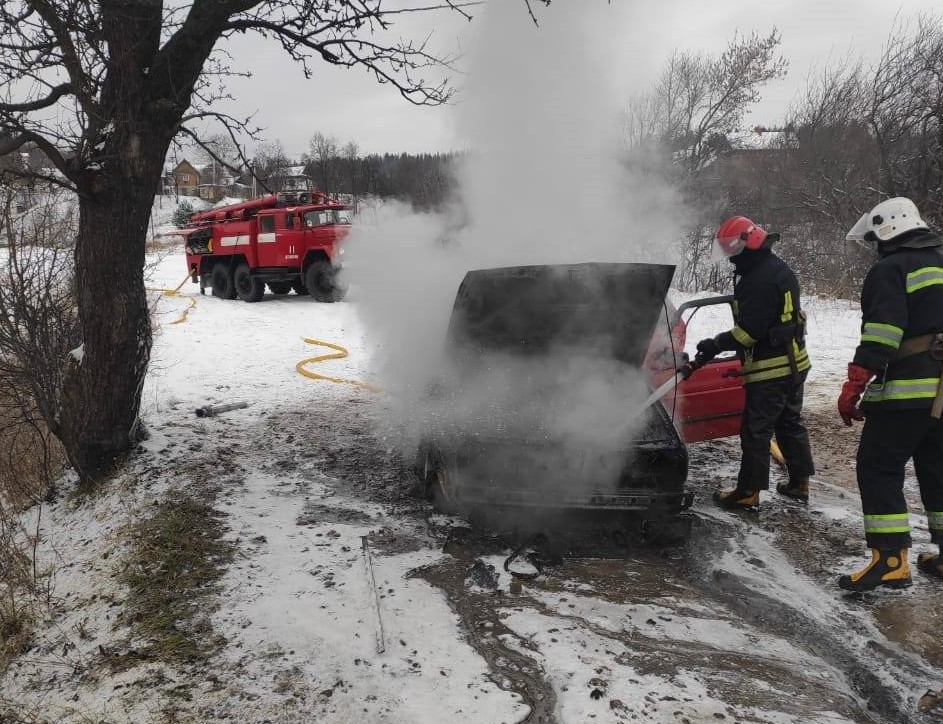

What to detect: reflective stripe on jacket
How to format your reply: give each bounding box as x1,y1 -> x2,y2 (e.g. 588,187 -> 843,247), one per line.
855,238 -> 943,411
727,251 -> 810,385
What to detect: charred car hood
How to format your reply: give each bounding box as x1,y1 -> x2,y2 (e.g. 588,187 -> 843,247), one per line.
446,262 -> 675,366
421,262 -> 690,514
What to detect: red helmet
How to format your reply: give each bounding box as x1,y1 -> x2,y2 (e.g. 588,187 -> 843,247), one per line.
714,216 -> 767,258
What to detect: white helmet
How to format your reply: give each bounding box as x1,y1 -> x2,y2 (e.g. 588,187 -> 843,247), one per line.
846,197 -> 928,242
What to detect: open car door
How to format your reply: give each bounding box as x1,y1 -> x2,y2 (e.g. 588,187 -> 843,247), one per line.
651,295 -> 745,444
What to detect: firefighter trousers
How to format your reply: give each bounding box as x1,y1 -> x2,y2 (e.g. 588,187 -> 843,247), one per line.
857,410 -> 943,549
737,373 -> 815,492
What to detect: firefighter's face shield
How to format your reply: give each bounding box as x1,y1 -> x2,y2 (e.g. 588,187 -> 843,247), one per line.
710,234 -> 746,264
845,212 -> 873,243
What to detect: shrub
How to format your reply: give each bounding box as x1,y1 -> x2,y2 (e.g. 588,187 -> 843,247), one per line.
172,200 -> 194,228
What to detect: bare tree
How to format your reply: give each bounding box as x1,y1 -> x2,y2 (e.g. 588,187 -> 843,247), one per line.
865,14 -> 943,221
250,140 -> 293,193
0,0 -> 483,483
772,13 -> 943,294
342,140 -> 360,195
0,190 -> 74,502
629,30 -> 788,176
627,30 -> 787,290
306,132 -> 342,193
193,132 -> 241,186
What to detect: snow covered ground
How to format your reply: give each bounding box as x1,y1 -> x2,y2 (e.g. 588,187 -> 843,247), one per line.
6,1 -> 942,718
2,245 -> 941,724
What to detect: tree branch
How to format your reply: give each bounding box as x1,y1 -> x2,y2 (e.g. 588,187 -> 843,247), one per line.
23,0 -> 97,114
0,83 -> 75,113
0,131 -> 76,187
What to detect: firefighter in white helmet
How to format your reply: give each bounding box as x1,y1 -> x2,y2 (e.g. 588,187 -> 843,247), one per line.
839,197 -> 943,591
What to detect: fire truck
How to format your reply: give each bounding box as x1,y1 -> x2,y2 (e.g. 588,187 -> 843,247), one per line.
181,191 -> 352,302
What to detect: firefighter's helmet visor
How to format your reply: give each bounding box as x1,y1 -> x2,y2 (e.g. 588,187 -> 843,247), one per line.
845,212 -> 871,242
711,234 -> 746,262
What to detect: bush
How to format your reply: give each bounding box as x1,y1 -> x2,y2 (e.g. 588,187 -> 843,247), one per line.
172,200 -> 194,228
0,190 -> 73,676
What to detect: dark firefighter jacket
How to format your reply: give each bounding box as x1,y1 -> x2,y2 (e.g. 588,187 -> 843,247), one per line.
854,231 -> 943,411
715,248 -> 811,385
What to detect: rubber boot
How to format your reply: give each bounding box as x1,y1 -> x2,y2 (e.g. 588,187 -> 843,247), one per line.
713,488 -> 759,511
916,545 -> 943,580
838,548 -> 912,591
776,477 -> 809,504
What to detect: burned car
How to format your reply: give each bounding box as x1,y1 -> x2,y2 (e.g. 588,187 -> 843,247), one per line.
415,262 -> 744,536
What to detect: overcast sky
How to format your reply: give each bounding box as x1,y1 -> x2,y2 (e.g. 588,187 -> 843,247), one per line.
201,0 -> 943,161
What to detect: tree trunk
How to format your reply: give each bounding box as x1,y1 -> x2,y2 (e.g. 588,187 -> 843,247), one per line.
50,0 -> 225,484
58,178 -> 156,483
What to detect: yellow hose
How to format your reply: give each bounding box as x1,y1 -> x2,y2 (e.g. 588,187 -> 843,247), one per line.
147,274 -> 196,325
296,337 -> 383,392
770,439 -> 786,468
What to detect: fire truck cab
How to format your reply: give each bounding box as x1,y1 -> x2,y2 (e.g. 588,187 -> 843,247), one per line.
182,191 -> 352,303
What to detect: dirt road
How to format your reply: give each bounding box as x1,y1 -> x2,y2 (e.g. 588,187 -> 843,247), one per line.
232,391 -> 943,724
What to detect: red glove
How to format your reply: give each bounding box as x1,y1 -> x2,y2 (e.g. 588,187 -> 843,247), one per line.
838,363 -> 874,426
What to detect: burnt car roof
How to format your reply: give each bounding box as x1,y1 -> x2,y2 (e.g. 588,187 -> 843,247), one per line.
446,262 -> 675,367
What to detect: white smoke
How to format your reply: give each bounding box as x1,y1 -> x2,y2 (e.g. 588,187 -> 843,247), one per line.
453,1 -> 684,268
345,2 -> 689,500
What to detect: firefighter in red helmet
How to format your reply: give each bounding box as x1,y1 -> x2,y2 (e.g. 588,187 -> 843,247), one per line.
696,216 -> 815,510
838,197 -> 943,591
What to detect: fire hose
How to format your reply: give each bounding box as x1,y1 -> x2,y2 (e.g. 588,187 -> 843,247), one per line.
295,338 -> 384,392
147,273 -> 196,325
638,354 -> 786,465
634,354 -> 708,415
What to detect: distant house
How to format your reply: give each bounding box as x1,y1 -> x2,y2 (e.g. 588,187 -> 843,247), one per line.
172,160 -> 200,196
1,143 -> 67,211
197,179 -> 251,203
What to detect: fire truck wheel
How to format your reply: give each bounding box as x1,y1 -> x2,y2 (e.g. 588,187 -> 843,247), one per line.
332,274 -> 349,302
267,281 -> 293,295
210,264 -> 237,300
305,260 -> 341,303
234,263 -> 265,303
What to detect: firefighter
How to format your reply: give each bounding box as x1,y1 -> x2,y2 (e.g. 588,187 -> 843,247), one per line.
838,197 -> 943,591
695,216 -> 815,510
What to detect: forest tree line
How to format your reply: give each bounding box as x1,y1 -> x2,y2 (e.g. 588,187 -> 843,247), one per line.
200,133 -> 459,212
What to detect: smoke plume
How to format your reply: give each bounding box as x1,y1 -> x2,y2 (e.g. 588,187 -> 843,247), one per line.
345,2 -> 689,509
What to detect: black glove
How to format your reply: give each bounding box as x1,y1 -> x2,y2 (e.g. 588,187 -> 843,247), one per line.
696,337 -> 721,362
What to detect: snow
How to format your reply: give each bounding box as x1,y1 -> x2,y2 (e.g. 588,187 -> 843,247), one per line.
4,0 -> 942,715
3,245 -> 941,723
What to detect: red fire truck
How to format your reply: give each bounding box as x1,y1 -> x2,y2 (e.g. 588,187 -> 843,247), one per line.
181,191 -> 352,302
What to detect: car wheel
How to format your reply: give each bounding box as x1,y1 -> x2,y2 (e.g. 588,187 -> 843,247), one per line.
305,260 -> 341,303
211,264 -> 236,300
267,280 -> 293,295
234,263 -> 264,302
